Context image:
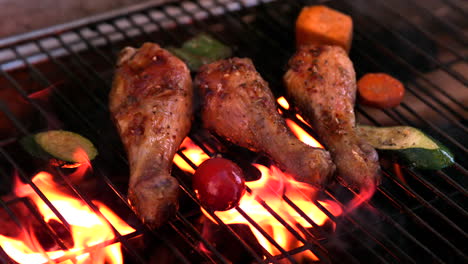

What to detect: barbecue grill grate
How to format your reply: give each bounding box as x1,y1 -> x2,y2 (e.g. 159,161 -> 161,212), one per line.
0,0 -> 466,263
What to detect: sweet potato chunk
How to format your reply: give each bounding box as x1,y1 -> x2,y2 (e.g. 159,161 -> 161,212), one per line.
296,5 -> 353,52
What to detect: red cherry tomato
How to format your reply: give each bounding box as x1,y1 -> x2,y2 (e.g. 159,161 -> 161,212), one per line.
193,158 -> 246,211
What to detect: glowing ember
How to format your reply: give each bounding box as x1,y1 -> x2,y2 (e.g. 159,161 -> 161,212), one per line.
285,119 -> 324,148
204,164 -> 342,261
1,162 -> 134,263
174,137 -> 210,173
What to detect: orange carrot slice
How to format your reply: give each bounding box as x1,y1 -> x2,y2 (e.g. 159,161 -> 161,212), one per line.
357,73 -> 405,108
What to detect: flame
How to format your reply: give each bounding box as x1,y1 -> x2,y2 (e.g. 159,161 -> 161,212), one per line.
285,119 -> 324,148
345,183 -> 376,213
393,163 -> 406,185
205,164 -> 342,261
277,96 -> 290,110
1,169 -> 135,263
275,96 -> 319,148
66,148 -> 93,182
171,96 -> 375,261
295,114 -> 312,128
174,137 -> 210,173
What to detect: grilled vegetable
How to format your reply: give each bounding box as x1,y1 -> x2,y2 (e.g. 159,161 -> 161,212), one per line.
296,5 -> 353,52
356,125 -> 455,170
21,130 -> 98,165
169,33 -> 232,71
193,158 -> 246,211
357,73 -> 405,108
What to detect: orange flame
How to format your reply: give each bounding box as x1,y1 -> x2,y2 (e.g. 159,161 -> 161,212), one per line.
204,164 -> 342,261
277,96 -> 290,110
174,137 -> 210,173
295,114 -> 312,128
66,148 -> 93,182
172,96 -> 375,261
393,163 -> 406,185
285,119 -> 324,148
1,167 -> 135,263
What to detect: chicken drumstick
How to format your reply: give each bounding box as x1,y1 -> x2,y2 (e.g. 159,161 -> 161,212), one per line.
284,45 -> 381,188
110,43 -> 193,228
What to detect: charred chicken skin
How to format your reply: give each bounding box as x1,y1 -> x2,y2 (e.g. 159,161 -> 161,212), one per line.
284,45 -> 381,188
110,43 -> 193,228
195,58 -> 335,185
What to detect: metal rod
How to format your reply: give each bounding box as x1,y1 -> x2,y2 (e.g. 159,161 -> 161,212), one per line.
352,47 -> 466,130
405,0 -> 468,44
378,183 -> 467,259
374,0 -> 467,60
344,0 -> 468,85
174,212 -> 230,264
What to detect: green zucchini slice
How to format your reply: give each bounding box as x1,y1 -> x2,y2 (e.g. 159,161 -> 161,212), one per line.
21,130 -> 98,164
356,125 -> 454,170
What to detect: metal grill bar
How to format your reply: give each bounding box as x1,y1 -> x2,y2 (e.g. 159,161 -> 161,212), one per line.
352,32 -> 467,152
0,148 -> 72,234
234,207 -> 299,264
250,189 -> 329,260
173,148 -> 296,263
0,37 -> 194,264
173,170 -> 275,263
189,131 -> 407,263
406,0 -> 467,44
374,169 -> 467,258
173,212 -> 230,264
0,119 -> 190,263
348,87 -> 467,261
51,168 -> 146,263
378,183 -> 467,259
352,35 -> 467,128
167,220 -> 223,263
343,1 -> 468,86
0,117 -> 148,263
257,1 -> 466,156
405,169 -> 467,216
382,169 -> 466,238
141,35 -> 352,253
21,198 -> 70,251
33,40 -> 110,112
374,0 -> 466,60
256,2 -> 464,260
440,0 -> 468,16
98,5 -> 302,261
69,10 -> 276,264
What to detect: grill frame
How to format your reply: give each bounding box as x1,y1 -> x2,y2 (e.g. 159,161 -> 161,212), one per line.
0,0 -> 466,263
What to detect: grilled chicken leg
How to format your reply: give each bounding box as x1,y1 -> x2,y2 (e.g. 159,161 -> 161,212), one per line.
284,45 -> 380,188
195,58 -> 335,185
110,43 -> 193,228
